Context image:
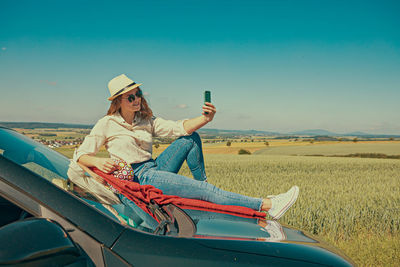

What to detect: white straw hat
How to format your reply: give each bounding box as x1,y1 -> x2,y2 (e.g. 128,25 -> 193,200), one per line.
107,74 -> 142,101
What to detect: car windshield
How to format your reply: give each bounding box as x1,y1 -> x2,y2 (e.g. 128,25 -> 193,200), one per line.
0,127 -> 156,232
0,128 -> 69,180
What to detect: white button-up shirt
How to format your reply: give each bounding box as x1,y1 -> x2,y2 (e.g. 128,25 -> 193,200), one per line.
73,112 -> 189,164
67,112 -> 189,200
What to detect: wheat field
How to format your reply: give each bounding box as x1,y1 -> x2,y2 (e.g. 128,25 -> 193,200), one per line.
178,154 -> 400,267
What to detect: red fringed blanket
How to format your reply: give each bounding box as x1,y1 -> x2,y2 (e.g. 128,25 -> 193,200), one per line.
91,168 -> 266,220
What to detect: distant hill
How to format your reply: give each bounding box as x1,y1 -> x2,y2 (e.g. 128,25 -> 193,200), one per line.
0,122 -> 93,129
1,122 -> 398,138
290,129 -> 399,138
197,128 -> 281,137
345,131 -> 369,136
290,129 -> 339,136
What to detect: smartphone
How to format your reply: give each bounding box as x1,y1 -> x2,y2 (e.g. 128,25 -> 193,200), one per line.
204,91 -> 211,114
204,90 -> 211,103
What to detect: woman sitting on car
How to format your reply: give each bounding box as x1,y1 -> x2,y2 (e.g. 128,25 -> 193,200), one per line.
71,74 -> 299,220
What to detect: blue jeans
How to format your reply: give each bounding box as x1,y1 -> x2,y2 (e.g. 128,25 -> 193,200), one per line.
132,132 -> 263,211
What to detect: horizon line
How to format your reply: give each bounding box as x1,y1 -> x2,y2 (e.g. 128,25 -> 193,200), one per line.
0,121 -> 399,136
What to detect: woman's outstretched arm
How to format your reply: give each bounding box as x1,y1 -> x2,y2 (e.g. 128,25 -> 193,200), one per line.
184,102 -> 216,134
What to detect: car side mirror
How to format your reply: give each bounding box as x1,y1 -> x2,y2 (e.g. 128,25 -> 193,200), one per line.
0,217 -> 94,266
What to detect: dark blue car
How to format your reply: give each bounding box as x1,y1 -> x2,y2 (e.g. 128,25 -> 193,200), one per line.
0,127 -> 354,266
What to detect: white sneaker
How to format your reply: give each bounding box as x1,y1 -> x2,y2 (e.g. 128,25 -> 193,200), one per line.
268,186 -> 299,219
261,220 -> 286,241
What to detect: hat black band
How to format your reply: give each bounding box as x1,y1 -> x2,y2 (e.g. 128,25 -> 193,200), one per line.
113,82 -> 137,96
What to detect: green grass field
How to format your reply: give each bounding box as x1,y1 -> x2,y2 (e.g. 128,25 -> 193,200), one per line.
177,154 -> 400,266
55,143 -> 400,266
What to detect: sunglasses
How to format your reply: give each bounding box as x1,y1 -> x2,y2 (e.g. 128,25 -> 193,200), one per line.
122,89 -> 143,102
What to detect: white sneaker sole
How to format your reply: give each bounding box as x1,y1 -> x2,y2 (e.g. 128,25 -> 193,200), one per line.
272,186 -> 299,220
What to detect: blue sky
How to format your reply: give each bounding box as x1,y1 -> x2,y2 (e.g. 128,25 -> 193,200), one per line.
1,0 -> 399,134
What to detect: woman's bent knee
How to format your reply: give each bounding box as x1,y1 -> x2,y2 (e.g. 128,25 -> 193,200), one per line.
177,131 -> 201,145
186,131 -> 201,144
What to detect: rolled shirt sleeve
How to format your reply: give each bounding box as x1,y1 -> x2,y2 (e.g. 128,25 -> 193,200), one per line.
73,117 -> 108,163
151,117 -> 189,138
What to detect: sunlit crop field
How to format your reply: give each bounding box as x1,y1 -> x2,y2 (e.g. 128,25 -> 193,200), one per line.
254,142 -> 400,156
178,154 -> 400,267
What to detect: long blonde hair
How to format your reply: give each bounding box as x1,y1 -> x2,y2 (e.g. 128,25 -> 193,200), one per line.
106,94 -> 153,120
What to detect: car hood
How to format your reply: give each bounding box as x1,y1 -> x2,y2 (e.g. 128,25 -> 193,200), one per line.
184,210 -> 354,266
